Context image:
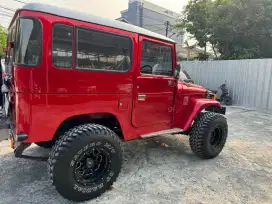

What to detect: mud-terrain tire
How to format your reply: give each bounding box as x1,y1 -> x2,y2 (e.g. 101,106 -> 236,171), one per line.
35,141 -> 55,149
189,112 -> 228,159
48,124 -> 123,201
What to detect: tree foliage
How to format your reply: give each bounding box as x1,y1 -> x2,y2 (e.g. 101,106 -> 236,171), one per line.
175,0 -> 272,60
0,25 -> 8,57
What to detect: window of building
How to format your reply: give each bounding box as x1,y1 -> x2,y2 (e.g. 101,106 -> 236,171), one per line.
140,40 -> 173,76
14,18 -> 42,66
52,24 -> 73,68
76,28 -> 132,72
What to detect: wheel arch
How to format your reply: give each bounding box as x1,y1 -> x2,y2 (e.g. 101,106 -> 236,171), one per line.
52,112 -> 124,141
174,98 -> 223,131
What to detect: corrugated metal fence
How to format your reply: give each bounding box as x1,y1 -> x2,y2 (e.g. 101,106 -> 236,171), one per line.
181,59 -> 272,112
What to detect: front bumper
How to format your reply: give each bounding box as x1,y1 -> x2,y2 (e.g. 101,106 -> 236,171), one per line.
205,106 -> 226,115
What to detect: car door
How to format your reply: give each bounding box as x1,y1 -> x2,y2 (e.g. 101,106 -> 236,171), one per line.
132,36 -> 176,127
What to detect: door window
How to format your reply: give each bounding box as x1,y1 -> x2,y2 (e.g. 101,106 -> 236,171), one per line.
140,41 -> 173,76
52,24 -> 73,68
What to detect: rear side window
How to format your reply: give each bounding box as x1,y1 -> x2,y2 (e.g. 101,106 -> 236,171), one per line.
52,24 -> 73,68
5,26 -> 16,67
14,18 -> 42,66
76,28 -> 132,72
140,41 -> 173,76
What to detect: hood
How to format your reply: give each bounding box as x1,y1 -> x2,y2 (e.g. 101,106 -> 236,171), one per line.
178,81 -> 206,89
177,81 -> 207,95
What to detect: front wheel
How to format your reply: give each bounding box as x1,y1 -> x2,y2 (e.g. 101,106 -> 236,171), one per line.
48,124 -> 123,201
189,112 -> 228,159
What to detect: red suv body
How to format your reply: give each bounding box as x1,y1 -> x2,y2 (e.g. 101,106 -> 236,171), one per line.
5,4 -> 223,144
2,3 -> 227,201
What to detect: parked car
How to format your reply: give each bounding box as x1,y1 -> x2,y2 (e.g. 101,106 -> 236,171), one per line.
1,3 -> 228,202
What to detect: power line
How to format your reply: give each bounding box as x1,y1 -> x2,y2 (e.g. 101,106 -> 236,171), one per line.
0,13 -> 13,17
0,12 -> 13,16
0,9 -> 14,16
12,0 -> 27,3
0,5 -> 16,12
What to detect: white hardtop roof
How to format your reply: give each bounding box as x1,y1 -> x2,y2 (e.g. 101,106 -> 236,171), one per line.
18,3 -> 175,43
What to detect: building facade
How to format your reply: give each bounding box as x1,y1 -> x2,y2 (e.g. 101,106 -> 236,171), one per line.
119,0 -> 183,49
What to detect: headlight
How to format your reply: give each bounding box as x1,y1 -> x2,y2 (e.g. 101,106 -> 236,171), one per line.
206,91 -> 216,100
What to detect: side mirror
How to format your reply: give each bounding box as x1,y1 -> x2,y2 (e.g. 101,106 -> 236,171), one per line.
174,64 -> 181,79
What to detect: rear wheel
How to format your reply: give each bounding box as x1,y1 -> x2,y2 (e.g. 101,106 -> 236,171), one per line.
224,96 -> 233,105
189,112 -> 228,159
48,124 -> 123,201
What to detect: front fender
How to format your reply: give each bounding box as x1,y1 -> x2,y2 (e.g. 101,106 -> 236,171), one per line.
173,96 -> 223,131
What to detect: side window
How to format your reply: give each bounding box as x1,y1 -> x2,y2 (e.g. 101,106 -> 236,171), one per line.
76,28 -> 132,72
6,27 -> 15,66
52,24 -> 73,68
14,18 -> 42,66
140,41 -> 173,76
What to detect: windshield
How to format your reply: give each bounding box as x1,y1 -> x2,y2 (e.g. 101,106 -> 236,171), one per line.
179,70 -> 189,81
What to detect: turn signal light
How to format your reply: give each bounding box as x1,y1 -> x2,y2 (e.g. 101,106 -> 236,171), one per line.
213,94 -> 217,100
206,91 -> 216,100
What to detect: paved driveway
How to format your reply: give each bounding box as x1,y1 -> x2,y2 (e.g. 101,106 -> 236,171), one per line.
0,107 -> 271,204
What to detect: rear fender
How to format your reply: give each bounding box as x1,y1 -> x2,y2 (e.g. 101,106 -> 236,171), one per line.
174,97 -> 222,131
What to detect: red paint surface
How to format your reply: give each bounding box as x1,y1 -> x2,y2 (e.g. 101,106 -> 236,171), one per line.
173,81 -> 222,130
10,9 -> 222,143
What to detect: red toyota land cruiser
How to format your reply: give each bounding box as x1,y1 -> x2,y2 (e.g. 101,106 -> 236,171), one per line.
1,3 -> 227,201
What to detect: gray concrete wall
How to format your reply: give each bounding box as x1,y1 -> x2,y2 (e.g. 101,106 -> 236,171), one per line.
181,59 -> 272,112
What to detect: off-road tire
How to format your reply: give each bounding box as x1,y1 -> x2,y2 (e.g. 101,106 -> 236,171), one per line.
35,141 -> 55,149
48,124 -> 123,201
189,112 -> 228,159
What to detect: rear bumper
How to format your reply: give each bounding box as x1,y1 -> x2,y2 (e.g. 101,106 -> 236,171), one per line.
205,106 -> 226,115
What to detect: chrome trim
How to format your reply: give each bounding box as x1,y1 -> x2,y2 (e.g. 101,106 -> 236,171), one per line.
138,94 -> 146,101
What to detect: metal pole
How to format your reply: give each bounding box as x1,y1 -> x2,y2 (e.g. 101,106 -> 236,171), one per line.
165,21 -> 169,37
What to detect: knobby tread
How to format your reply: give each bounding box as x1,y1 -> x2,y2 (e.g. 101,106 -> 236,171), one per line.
48,123 -> 123,200
189,112 -> 228,159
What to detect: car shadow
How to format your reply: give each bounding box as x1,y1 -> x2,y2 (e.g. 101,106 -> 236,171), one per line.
0,134 -> 200,204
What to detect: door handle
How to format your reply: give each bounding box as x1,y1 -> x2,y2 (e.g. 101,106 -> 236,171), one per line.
168,80 -> 174,86
138,94 -> 146,101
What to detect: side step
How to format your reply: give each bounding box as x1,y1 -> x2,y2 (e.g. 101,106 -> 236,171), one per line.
140,128 -> 184,139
